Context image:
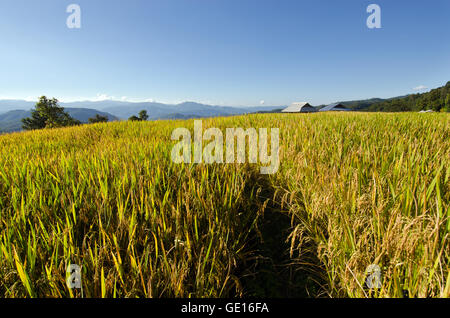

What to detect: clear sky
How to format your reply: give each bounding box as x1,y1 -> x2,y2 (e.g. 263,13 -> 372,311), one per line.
0,0 -> 449,106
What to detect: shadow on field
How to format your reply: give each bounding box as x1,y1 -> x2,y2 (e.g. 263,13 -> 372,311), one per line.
236,170 -> 328,298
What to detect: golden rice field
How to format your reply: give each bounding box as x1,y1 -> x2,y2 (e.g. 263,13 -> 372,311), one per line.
0,112 -> 448,298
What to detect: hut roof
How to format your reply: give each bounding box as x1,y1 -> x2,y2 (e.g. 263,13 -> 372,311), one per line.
319,103 -> 351,112
282,102 -> 317,113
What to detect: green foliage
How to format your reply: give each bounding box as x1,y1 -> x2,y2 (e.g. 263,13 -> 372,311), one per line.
88,114 -> 109,124
21,96 -> 80,130
128,110 -> 149,121
367,81 -> 450,112
138,110 -> 149,121
444,94 -> 450,112
128,115 -> 140,121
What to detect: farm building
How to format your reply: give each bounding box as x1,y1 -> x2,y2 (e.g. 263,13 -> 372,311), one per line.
282,102 -> 317,113
319,103 -> 351,112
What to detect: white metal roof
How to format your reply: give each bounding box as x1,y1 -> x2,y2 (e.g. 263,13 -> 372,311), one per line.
282,102 -> 316,113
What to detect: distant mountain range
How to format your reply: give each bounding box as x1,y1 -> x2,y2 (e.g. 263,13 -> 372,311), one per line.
0,100 -> 283,133
2,82 -> 448,133
0,108 -> 118,132
98,101 -> 282,119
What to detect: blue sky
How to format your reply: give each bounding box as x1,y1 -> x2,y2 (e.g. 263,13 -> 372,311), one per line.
0,0 -> 449,106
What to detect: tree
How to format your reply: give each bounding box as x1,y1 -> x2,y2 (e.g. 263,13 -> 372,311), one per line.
22,96 -> 80,130
128,110 -> 149,121
88,114 -> 109,123
139,110 -> 149,121
128,115 -> 140,121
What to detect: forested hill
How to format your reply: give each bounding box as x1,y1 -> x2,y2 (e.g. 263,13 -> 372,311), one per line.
330,82 -> 450,112
366,81 -> 450,112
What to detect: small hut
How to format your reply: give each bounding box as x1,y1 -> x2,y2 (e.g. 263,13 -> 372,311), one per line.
319,103 -> 351,112
282,102 -> 317,113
